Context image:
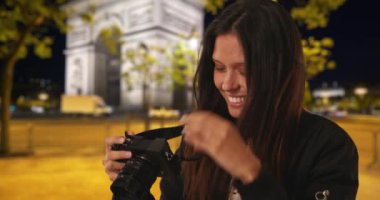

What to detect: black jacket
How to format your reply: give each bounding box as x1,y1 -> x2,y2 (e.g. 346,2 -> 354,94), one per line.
160,111 -> 359,200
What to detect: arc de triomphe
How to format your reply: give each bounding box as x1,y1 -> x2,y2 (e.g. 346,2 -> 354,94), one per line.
64,0 -> 204,110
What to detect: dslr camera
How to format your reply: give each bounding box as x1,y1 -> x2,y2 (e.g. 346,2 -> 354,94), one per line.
110,126 -> 183,200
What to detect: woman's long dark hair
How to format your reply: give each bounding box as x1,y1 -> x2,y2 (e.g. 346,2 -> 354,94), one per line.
181,0 -> 305,199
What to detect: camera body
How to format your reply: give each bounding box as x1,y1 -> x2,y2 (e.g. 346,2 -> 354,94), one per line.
110,127 -> 182,200
112,134 -> 174,164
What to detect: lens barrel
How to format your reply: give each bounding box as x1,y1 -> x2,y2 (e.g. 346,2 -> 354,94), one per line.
111,153 -> 159,200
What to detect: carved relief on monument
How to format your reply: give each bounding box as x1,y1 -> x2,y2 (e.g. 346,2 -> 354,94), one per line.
127,2 -> 154,30
161,3 -> 194,34
67,27 -> 90,47
70,58 -> 84,95
163,10 -> 192,33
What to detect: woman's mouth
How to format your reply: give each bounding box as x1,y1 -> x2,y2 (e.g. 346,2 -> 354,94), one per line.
227,96 -> 245,106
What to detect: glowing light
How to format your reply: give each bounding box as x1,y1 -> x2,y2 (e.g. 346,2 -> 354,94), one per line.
38,92 -> 49,101
354,87 -> 368,97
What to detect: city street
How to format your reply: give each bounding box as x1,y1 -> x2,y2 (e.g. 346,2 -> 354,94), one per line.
0,114 -> 379,199
1,0 -> 379,199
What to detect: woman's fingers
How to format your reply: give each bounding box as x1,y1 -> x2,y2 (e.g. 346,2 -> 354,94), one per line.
104,160 -> 126,171
108,172 -> 118,182
104,135 -> 133,181
126,131 -> 135,136
105,150 -> 132,161
181,111 -> 231,154
104,160 -> 126,181
105,136 -> 125,152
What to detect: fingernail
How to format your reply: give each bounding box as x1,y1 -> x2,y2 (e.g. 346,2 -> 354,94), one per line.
180,114 -> 188,123
125,152 -> 132,157
127,131 -> 134,135
181,129 -> 186,135
119,137 -> 125,143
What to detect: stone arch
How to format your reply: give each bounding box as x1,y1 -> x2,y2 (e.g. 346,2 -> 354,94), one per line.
92,12 -> 125,42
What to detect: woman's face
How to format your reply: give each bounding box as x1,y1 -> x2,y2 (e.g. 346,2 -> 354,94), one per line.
213,33 -> 247,118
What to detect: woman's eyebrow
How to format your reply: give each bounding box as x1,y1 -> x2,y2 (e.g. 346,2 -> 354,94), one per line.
212,58 -> 224,64
212,58 -> 245,69
232,62 -> 245,67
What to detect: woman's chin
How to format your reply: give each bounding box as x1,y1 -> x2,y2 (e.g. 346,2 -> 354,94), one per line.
228,107 -> 242,118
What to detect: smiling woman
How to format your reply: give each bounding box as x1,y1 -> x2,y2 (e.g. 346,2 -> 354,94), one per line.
103,0 -> 358,199
213,33 -> 247,118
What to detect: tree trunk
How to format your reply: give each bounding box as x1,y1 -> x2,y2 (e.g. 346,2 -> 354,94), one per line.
0,59 -> 17,154
142,83 -> 150,111
172,84 -> 188,114
172,65 -> 188,114
0,17 -> 37,155
142,83 -> 151,130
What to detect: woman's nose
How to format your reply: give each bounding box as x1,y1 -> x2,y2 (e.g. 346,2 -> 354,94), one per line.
221,72 -> 239,91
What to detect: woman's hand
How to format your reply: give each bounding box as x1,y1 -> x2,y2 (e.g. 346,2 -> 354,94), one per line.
181,111 -> 261,184
102,132 -> 133,181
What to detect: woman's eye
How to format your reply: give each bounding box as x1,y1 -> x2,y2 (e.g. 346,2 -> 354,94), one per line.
238,66 -> 246,75
214,65 -> 225,72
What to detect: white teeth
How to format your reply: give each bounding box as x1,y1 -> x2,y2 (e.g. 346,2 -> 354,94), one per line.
228,97 -> 245,104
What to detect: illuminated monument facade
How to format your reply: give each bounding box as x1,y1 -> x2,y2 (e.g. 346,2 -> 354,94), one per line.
64,0 -> 203,110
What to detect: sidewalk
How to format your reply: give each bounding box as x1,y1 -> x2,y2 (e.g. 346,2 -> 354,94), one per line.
0,117 -> 379,199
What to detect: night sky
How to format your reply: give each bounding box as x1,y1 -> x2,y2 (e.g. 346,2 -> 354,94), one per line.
308,0 -> 380,89
13,0 -> 380,96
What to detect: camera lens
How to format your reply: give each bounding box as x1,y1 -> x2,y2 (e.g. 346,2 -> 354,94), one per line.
111,153 -> 160,200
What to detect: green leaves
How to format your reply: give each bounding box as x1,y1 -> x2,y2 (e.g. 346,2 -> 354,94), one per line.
291,0 -> 346,30
302,36 -> 335,79
34,36 -> 54,59
0,0 -> 68,60
168,40 -> 198,87
79,4 -> 96,25
99,26 -> 122,56
122,72 -> 133,91
121,35 -> 199,91
122,43 -> 160,90
289,0 -> 346,106
202,0 -> 225,15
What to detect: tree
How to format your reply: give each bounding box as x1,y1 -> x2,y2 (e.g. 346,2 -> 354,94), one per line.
0,0 -> 69,154
291,0 -> 346,105
164,34 -> 199,112
291,0 -> 346,78
0,0 -> 98,155
122,43 -> 163,111
121,35 -> 198,113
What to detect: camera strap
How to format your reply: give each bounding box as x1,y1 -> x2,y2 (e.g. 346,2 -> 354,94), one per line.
136,125 -> 184,140
136,125 -> 202,162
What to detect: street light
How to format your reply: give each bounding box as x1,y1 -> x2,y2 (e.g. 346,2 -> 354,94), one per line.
354,86 -> 368,114
187,35 -> 199,51
187,27 -> 200,51
38,92 -> 49,101
354,86 -> 368,98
